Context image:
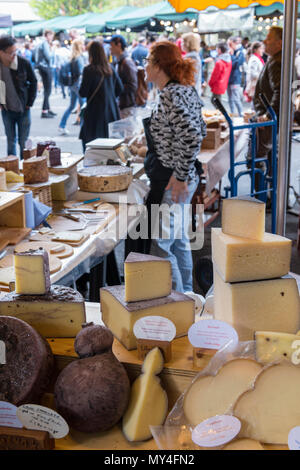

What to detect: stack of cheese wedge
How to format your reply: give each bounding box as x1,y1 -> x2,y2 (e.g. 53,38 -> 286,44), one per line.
212,196 -> 300,341
100,252 -> 195,350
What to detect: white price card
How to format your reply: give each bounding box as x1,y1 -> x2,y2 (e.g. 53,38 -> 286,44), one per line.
288,427 -> 300,450
133,316 -> 176,342
16,404 -> 69,439
0,401 -> 23,428
192,415 -> 241,448
188,319 -> 239,352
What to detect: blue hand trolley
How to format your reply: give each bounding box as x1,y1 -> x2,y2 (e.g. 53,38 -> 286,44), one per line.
212,94 -> 278,233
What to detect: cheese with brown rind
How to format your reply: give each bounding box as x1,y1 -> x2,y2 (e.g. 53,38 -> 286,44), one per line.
14,248 -> 51,295
233,362 -> 300,444
0,285 -> 86,338
124,252 -> 172,302
213,270 -> 300,341
0,155 -> 19,174
23,156 -> 49,184
100,285 -> 194,350
212,228 -> 292,282
78,165 -> 133,193
222,196 -> 265,240
183,358 -> 263,426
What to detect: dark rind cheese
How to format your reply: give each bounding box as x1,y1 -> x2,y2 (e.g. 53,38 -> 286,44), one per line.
48,146 -> 61,166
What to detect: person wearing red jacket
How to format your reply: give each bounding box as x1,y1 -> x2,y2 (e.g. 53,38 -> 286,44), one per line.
208,42 -> 232,105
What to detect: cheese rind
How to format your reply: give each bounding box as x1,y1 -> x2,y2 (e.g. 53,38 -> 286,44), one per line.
0,285 -> 86,338
183,358 -> 263,426
23,156 -> 49,184
255,330 -> 300,365
78,165 -> 133,193
222,196 -> 265,240
124,252 -> 172,302
233,362 -> 300,444
212,228 -> 292,282
14,248 -> 51,295
100,285 -> 195,350
122,347 -> 168,442
213,270 -> 300,341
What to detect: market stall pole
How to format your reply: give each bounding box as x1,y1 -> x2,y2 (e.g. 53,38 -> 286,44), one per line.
277,0 -> 297,236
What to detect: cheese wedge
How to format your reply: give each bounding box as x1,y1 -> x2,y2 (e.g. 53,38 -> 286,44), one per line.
14,248 -> 51,295
222,196 -> 265,240
222,439 -> 264,450
122,347 -> 168,441
255,331 -> 300,365
183,358 -> 263,426
213,270 -> 300,341
100,285 -> 195,350
124,252 -> 172,302
0,285 -> 86,338
212,228 -> 292,282
233,362 -> 300,444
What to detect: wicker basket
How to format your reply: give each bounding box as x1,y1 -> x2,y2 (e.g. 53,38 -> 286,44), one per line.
25,184 -> 52,207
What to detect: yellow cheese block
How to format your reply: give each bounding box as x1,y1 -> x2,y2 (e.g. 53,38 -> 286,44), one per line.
233,362 -> 300,444
183,358 -> 263,426
100,285 -> 195,350
14,248 -> 51,295
124,252 -> 172,302
222,196 -> 265,240
255,330 -> 300,365
122,347 -> 168,442
222,439 -> 264,450
0,285 -> 86,338
212,228 -> 292,282
213,269 -> 300,341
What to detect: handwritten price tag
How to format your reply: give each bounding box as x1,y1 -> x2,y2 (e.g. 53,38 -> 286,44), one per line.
192,415 -> 241,448
188,319 -> 239,352
16,404 -> 69,439
288,427 -> 300,450
0,401 -> 23,429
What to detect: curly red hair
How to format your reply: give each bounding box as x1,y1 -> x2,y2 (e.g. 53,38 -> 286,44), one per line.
149,40 -> 196,86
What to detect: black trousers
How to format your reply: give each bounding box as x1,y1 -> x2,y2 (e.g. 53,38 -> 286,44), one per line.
39,66 -> 52,111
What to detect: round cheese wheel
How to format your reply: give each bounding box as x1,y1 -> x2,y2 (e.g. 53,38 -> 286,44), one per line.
23,156 -> 49,184
0,316 -> 54,406
0,156 -> 19,174
78,165 -> 133,193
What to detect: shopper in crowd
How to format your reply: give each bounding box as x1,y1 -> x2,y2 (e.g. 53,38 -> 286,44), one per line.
142,41 -> 206,292
208,42 -> 232,106
182,32 -> 202,97
109,34 -> 138,119
244,41 -> 264,104
36,29 -> 56,118
131,36 -> 148,67
0,35 -> 37,158
54,42 -> 70,99
79,40 -> 123,152
227,36 -> 245,116
58,39 -> 85,136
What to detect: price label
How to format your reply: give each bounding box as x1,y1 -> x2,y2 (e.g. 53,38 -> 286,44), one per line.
192,415 -> 241,448
0,401 -> 23,428
133,316 -> 176,342
16,404 -> 69,439
188,319 -> 239,352
288,427 -> 300,450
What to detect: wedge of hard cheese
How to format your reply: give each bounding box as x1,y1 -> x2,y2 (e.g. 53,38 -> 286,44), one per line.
0,285 -> 86,338
213,270 -> 300,341
233,362 -> 300,444
222,196 -> 265,240
100,285 -> 194,350
212,228 -> 292,282
14,248 -> 51,295
122,347 -> 168,442
183,358 -> 263,426
124,252 -> 172,302
255,330 -> 300,365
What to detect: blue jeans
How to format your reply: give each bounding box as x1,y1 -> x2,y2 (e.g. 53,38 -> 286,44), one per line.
150,177 -> 199,293
59,85 -> 84,129
227,84 -> 244,117
1,108 -> 31,158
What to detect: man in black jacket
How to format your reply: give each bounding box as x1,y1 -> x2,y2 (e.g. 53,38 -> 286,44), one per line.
109,35 -> 138,118
0,36 -> 37,158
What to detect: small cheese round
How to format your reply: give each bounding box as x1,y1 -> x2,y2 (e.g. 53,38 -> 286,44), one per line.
78,165 -> 133,193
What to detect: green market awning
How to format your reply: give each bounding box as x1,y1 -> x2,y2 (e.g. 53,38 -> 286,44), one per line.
84,7 -> 136,33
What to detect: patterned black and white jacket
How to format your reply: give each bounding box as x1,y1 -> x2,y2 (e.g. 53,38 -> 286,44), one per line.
149,81 -> 206,182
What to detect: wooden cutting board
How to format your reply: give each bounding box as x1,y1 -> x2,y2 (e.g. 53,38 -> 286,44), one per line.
0,228 -> 31,245
14,241 -> 73,259
0,255 -> 62,280
29,231 -> 90,247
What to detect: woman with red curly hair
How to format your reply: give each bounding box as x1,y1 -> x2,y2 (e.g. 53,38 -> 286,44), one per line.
141,40 -> 207,293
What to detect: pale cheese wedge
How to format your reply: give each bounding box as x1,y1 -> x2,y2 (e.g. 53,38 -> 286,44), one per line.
222,196 -> 265,240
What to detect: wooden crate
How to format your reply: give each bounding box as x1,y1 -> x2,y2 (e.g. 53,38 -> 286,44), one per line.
201,127 -> 221,150
0,192 -> 25,228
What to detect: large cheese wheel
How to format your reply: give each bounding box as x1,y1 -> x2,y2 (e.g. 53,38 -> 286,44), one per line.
78,165 -> 133,193
0,316 -> 54,406
0,155 -> 19,174
23,156 -> 49,184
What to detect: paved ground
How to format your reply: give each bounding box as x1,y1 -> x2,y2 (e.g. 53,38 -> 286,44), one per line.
1,89 -> 299,296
